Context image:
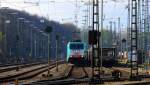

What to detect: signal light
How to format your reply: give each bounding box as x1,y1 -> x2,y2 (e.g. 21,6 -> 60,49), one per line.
88,30 -> 101,45
45,26 -> 53,33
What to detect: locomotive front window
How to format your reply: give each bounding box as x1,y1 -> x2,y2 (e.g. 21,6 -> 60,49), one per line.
70,44 -> 84,49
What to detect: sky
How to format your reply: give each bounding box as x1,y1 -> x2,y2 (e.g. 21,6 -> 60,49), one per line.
0,0 -> 128,30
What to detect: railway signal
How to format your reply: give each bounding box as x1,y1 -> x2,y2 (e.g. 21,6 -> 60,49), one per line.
45,26 -> 53,75
88,30 -> 100,45
45,26 -> 53,33
122,38 -> 126,43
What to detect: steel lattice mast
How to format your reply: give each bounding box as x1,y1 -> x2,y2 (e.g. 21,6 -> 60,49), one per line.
130,0 -> 139,78
144,0 -> 150,69
91,0 -> 102,82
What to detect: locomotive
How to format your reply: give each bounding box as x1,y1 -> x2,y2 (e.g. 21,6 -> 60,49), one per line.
67,41 -> 88,64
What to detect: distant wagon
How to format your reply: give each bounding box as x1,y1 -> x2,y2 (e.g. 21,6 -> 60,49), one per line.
88,47 -> 117,67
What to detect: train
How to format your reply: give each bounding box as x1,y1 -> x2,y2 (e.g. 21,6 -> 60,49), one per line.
67,41 -> 88,64
66,41 -> 117,67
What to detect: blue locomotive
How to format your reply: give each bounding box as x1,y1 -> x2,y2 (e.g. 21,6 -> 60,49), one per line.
67,41 -> 87,64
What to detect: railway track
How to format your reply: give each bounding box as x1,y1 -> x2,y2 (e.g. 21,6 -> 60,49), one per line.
69,65 -> 89,79
33,66 -> 141,84
0,62 -> 47,73
49,64 -> 89,80
30,64 -> 90,85
0,60 -> 64,83
0,62 -> 46,67
30,65 -> 150,85
112,67 -> 148,77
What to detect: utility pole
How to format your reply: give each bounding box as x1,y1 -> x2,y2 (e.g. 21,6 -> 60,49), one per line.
42,36 -> 45,61
145,0 -> 149,70
0,0 -> 1,8
141,0 -> 149,67
34,32 -> 37,61
29,24 -> 33,61
9,12 -> 18,61
100,0 -> 104,74
81,0 -> 92,30
16,19 -> 20,71
146,0 -> 150,66
113,21 -> 116,46
75,0 -> 78,27
18,18 -> 24,63
141,0 -> 145,50
56,34 -> 59,72
41,33 -> 47,61
137,0 -> 141,49
109,21 -> 113,47
118,17 -> 121,52
4,18 -> 7,59
47,30 -> 51,75
88,0 -> 91,28
82,9 -> 88,29
127,0 -> 131,53
4,19 -> 10,63
72,0 -> 79,41
86,5 -> 88,28
141,0 -> 146,65
22,20 -> 33,61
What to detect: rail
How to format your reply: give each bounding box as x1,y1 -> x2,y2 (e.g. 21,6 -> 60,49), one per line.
0,60 -> 65,82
